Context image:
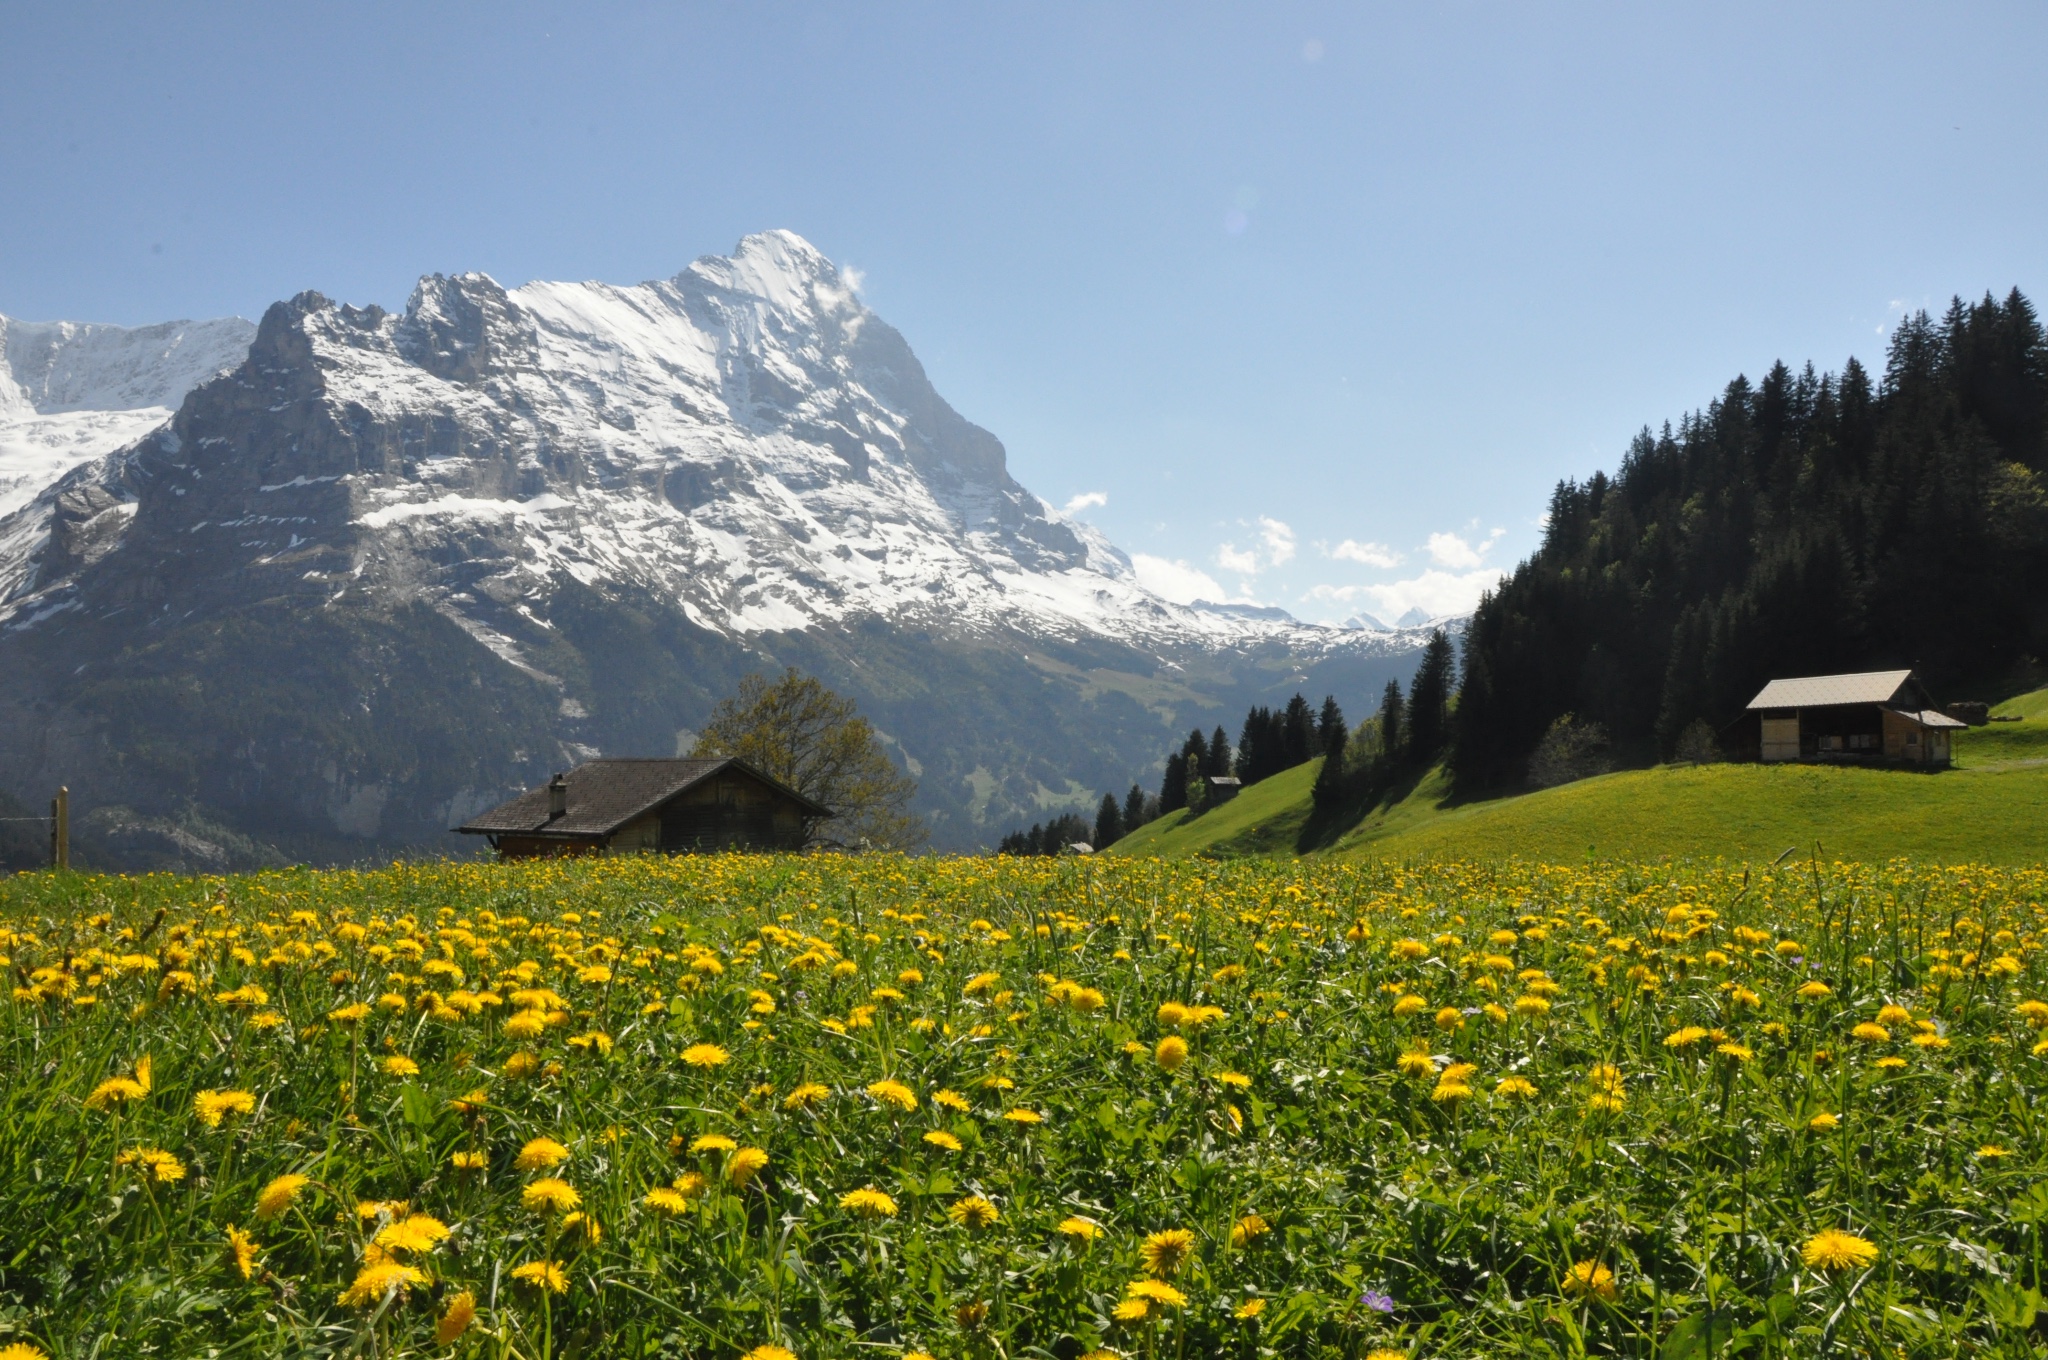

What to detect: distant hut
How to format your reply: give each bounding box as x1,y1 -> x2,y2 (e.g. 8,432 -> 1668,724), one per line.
1204,776 -> 1242,804
457,758 -> 832,859
1731,670 -> 1964,768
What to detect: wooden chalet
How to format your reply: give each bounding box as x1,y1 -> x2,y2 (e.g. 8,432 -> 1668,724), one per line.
1732,670 -> 1964,768
457,758 -> 832,859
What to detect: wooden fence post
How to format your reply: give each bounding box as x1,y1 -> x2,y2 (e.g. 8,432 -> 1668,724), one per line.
51,786 -> 69,870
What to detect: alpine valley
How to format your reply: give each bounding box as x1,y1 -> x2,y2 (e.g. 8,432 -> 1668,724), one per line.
0,232 -> 1435,867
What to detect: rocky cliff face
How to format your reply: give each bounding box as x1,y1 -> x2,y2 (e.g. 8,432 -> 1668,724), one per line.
0,233 -> 1430,865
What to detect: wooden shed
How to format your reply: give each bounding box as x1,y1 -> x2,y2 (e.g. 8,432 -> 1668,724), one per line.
456,758 -> 832,859
1735,670 -> 1965,768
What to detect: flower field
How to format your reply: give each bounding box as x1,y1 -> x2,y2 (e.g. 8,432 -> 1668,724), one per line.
3,854 -> 2047,1358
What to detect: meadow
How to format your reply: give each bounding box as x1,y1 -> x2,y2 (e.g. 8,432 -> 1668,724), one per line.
3,854 -> 2047,1358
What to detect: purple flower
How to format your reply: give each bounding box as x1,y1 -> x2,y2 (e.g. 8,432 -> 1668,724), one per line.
1359,1289 -> 1396,1314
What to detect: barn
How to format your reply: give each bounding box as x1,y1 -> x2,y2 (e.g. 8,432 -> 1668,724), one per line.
456,758 -> 832,859
1735,670 -> 1965,768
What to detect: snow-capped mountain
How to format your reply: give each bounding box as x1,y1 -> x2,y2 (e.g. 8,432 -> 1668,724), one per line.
0,233 -> 1433,865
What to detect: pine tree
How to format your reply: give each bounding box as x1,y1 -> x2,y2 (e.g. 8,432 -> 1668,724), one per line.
1094,793 -> 1123,849
1312,699 -> 1349,808
1282,694 -> 1314,768
1235,707 -> 1269,782
1207,726 -> 1232,777
1159,752 -> 1188,813
1123,783 -> 1147,831
1379,680 -> 1405,766
1406,630 -> 1454,762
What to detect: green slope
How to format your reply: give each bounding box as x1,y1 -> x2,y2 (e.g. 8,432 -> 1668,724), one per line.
1109,688 -> 2048,864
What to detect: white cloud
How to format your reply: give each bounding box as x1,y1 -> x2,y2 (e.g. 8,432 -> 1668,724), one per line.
1330,538 -> 1402,568
1304,566 -> 1505,621
1425,527 -> 1506,569
1259,516 -> 1296,566
841,263 -> 866,292
1215,542 -> 1261,575
1132,553 -> 1229,605
1061,491 -> 1107,516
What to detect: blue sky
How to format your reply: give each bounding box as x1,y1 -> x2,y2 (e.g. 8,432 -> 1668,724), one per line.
4,2 -> 2044,623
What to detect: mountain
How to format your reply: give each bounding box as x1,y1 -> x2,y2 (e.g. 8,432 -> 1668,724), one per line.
0,232 -> 1432,866
1451,289 -> 2048,792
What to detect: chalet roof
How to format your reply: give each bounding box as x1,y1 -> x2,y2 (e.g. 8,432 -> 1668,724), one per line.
1895,708 -> 1969,731
455,758 -> 832,838
1745,670 -> 1920,711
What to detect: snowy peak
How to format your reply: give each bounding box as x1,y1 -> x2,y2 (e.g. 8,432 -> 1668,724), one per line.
0,313 -> 254,417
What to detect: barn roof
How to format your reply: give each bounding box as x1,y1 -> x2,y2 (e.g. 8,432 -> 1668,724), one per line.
1745,670 -> 1920,711
455,758 -> 832,838
1895,708 -> 1969,731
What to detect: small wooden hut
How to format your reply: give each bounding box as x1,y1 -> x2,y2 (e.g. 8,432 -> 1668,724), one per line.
1733,670 -> 1964,768
457,758 -> 831,859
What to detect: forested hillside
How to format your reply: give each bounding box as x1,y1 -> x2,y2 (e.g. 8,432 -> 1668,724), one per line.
1453,289 -> 2048,791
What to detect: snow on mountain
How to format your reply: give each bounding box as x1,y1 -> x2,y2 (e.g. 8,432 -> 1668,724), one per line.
0,313 -> 254,594
2,231 -> 1417,660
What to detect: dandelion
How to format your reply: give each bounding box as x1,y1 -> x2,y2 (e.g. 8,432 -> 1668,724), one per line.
1560,1260 -> 1616,1300
1154,1035 -> 1188,1071
783,1082 -> 830,1110
1430,1081 -> 1473,1105
1229,1213 -> 1270,1247
1664,1026 -> 1709,1049
1796,980 -> 1832,1000
451,1150 -> 486,1171
727,1147 -> 770,1186
1977,1144 -> 2012,1159
840,1186 -> 898,1218
1514,994 -> 1552,1017
0,1345 -> 51,1360
1366,1352 -> 1409,1360
1434,1006 -> 1465,1031
254,1173 -> 310,1221
1140,1227 -> 1195,1277
643,1186 -> 691,1215
1495,1076 -> 1538,1099
1800,1229 -> 1879,1272
1392,994 -> 1426,1018
867,1079 -> 918,1111
224,1225 -> 259,1280
681,1043 -> 729,1069
511,1259 -> 569,1293
1808,1112 -> 1840,1132
375,1214 -> 451,1255
922,1130 -> 963,1152
522,1178 -> 581,1214
1396,1047 -> 1437,1079
1851,1022 -> 1891,1043
672,1171 -> 711,1200
1876,1004 -> 1914,1026
436,1290 -> 477,1345
1215,1070 -> 1251,1089
85,1056 -> 152,1110
740,1348 -> 796,1360
381,1055 -> 420,1078
1235,1297 -> 1267,1319
338,1261 -> 429,1307
949,1195 -> 1000,1229
1716,1042 -> 1753,1063
117,1147 -> 186,1182
690,1133 -> 738,1155
1002,1108 -> 1043,1124
193,1089 -> 257,1128
1058,1215 -> 1101,1242
933,1088 -> 971,1112
516,1136 -> 570,1170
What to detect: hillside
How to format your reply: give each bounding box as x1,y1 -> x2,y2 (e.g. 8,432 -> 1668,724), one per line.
1109,688 -> 2048,863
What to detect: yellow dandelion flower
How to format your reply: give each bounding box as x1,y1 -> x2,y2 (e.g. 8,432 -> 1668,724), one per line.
511,1259 -> 569,1293
436,1290 -> 477,1345
681,1043 -> 729,1069
1807,1112 -> 1840,1132
515,1136 -> 570,1170
451,1150 -> 486,1171
690,1133 -> 738,1155
521,1178 -> 581,1214
672,1171 -> 711,1200
224,1225 -> 260,1280
338,1260 -> 429,1308
1800,1229 -> 1879,1271
1140,1227 -> 1195,1277
1396,1047 -> 1437,1079
643,1186 -> 691,1215
1664,1026 -> 1709,1049
1391,994 -> 1426,1018
1154,1035 -> 1188,1071
1229,1213 -> 1270,1247
922,1130 -> 963,1152
1716,1042 -> 1753,1063
193,1089 -> 257,1128
375,1214 -> 451,1256
1560,1260 -> 1616,1300
839,1186 -> 898,1218
782,1082 -> 830,1110
1235,1297 -> 1267,1320
1875,1055 -> 1907,1070
0,1344 -> 51,1360
1125,1278 -> 1187,1307
727,1147 -> 770,1187
1001,1108 -> 1044,1124
933,1088 -> 971,1112
949,1195 -> 1000,1229
867,1079 -> 918,1111
1851,1022 -> 1891,1043
254,1173 -> 310,1221
1058,1215 -> 1101,1242
1876,1004 -> 1914,1026
381,1055 -> 420,1078
1978,1144 -> 2012,1159
1495,1075 -> 1538,1099
741,1348 -> 796,1360
1796,980 -> 1832,1000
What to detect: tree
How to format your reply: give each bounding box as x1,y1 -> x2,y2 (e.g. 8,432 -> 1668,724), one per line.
1123,783 -> 1149,832
1282,694 -> 1315,768
1528,714 -> 1612,788
1406,630 -> 1455,763
1207,726 -> 1232,777
1311,698 -> 1349,809
690,667 -> 926,851
1379,680 -> 1406,766
1159,751 -> 1188,813
1094,793 -> 1124,849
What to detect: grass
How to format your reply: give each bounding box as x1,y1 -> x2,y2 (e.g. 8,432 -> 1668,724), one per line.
1111,687 -> 2048,866
7,854 -> 2048,1358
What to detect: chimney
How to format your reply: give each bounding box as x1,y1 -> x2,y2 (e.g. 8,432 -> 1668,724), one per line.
547,772 -> 568,819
